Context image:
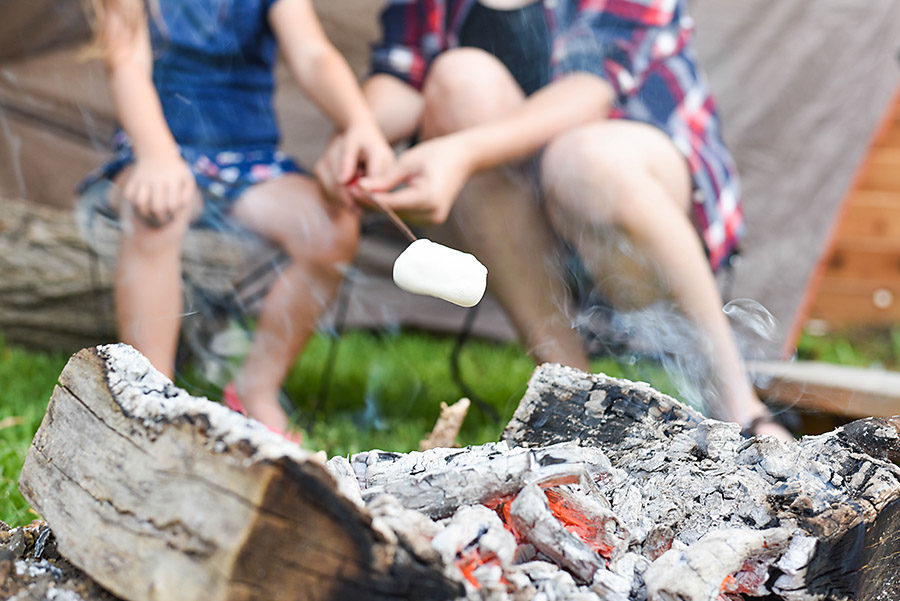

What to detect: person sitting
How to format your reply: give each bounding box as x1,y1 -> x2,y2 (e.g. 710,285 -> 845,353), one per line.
80,0 -> 393,441
345,0 -> 792,441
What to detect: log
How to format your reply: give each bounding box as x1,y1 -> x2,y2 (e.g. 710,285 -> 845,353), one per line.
0,196 -> 279,352
748,359 -> 900,419
501,363 -> 900,601
18,344 -> 462,601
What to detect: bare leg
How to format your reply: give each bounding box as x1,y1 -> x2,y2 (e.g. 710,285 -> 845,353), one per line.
114,178 -> 197,380
228,174 -> 359,434
541,121 -> 791,439
420,48 -> 590,369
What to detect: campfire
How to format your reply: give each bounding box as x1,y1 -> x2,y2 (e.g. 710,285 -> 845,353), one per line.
17,345 -> 900,601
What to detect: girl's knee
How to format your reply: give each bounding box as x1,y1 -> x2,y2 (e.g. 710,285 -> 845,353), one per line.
120,210 -> 191,255
422,48 -> 524,134
284,204 -> 360,273
542,124 -> 640,225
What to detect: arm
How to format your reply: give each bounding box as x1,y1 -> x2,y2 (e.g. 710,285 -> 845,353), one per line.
362,74 -> 424,146
360,73 -> 613,223
269,0 -> 393,193
449,73 -> 611,172
101,4 -> 195,224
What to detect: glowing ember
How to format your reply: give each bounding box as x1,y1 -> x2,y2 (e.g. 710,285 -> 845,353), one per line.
455,548 -> 507,589
544,488 -> 616,558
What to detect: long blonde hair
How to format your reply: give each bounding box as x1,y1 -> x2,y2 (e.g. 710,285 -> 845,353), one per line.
82,0 -> 161,59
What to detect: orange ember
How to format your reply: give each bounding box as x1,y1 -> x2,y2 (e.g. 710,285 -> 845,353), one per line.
719,559 -> 769,599
455,548 -> 507,589
544,488 -> 615,557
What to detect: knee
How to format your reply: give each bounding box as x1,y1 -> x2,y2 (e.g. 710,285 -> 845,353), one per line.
542,125 -> 644,228
421,48 -> 523,135
287,207 -> 360,275
120,209 -> 191,256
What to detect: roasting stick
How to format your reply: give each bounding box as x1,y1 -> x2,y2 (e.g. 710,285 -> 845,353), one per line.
365,192 -> 418,243
357,189 -> 488,308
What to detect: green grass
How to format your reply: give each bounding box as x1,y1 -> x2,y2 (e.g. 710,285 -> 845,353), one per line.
0,328 -> 683,526
0,344 -> 69,526
797,325 -> 900,370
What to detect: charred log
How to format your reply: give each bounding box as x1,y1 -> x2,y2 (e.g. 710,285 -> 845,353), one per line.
500,363 -> 900,600
18,345 -> 461,601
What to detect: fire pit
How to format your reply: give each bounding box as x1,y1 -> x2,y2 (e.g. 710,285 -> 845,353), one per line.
16,345 -> 900,601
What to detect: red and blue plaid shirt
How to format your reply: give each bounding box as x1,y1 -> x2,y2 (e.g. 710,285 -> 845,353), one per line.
372,0 -> 744,272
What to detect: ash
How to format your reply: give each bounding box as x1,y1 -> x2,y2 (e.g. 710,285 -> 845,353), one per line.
0,521 -> 121,601
328,364 -> 900,601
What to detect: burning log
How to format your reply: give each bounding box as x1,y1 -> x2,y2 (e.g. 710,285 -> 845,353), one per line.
352,441 -> 617,519
501,363 -> 900,601
18,345 -> 462,601
17,350 -> 900,601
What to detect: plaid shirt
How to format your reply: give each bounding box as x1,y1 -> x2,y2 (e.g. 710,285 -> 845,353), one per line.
371,0 -> 744,272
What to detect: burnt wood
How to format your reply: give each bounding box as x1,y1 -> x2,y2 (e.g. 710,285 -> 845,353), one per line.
18,345 -> 461,601
501,363 -> 900,600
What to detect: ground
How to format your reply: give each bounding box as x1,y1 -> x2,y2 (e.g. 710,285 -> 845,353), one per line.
0,521 -> 119,601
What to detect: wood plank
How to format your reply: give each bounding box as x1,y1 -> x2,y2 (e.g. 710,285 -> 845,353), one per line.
857,150 -> 900,191
808,278 -> 900,325
832,191 -> 900,243
748,360 -> 900,418
820,244 -> 900,282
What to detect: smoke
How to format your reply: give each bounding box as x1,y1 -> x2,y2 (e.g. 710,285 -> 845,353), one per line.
575,297 -> 785,420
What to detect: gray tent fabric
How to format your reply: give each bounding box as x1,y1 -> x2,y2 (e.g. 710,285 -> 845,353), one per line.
691,0 -> 900,356
1,0 -> 899,357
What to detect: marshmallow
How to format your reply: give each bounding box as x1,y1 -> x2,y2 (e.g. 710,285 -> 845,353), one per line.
392,239 -> 488,308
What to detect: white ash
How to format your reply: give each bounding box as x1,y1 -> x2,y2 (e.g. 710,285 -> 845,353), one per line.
509,483 -> 609,583
431,505 -> 516,568
644,527 -> 792,601
325,455 -> 365,508
97,344 -> 316,465
352,441 -> 620,519
367,494 -> 443,565
47,588 -> 89,601
15,558 -> 64,580
590,568 -> 631,601
772,535 -> 820,601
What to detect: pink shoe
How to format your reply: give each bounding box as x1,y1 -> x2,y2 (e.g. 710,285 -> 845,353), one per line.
222,382 -> 303,445
223,382 -> 247,415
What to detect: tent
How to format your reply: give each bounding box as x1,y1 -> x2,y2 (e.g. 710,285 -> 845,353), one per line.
2,0 -> 899,358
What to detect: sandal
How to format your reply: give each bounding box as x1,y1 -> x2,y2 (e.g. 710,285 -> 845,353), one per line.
223,382 -> 304,445
740,412 -> 794,442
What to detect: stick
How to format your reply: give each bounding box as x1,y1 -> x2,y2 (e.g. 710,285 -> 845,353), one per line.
364,193 -> 418,243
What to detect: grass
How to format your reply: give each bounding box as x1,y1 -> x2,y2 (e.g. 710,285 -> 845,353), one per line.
0,344 -> 69,527
0,328 -> 681,526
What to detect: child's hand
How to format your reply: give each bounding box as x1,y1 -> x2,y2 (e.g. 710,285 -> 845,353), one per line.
314,122 -> 395,208
357,135 -> 474,225
122,153 -> 198,227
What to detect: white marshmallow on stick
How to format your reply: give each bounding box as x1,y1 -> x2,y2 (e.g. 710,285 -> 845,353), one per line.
393,238 -> 488,308
362,190 -> 488,307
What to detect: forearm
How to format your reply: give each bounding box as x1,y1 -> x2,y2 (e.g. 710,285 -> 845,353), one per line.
107,63 -> 179,159
455,73 -> 612,172
290,46 -> 379,131
363,74 -> 423,144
